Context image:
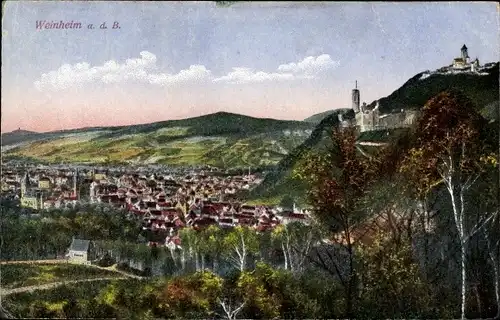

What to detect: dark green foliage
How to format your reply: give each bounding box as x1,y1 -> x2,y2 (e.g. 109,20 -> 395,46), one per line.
62,296 -> 80,318
29,300 -> 58,318
96,252 -> 116,267
95,111 -> 313,139
0,263 -> 120,289
5,281 -> 113,318
357,127 -> 410,142
367,63 -> 499,114
0,202 -> 142,261
304,109 -> 338,124
250,110 -> 346,200
117,262 -> 152,277
279,194 -> 295,209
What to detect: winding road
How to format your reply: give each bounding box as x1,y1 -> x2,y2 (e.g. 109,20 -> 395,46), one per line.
0,277 -> 128,297
0,259 -> 144,280
0,259 -> 144,318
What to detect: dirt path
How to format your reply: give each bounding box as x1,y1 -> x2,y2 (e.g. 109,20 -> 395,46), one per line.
0,260 -> 144,280
0,259 -> 67,265
93,263 -> 144,280
0,277 -> 128,297
0,260 -> 144,319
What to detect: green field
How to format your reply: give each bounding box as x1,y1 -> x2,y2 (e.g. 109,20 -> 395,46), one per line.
6,131 -> 307,168
2,279 -> 120,318
7,134 -> 305,168
0,263 -> 122,289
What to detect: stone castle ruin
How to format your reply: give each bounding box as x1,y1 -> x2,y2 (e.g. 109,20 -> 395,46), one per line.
342,81 -> 418,132
339,45 -> 486,132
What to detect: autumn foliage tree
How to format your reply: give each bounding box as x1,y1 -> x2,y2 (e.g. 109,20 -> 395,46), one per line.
293,125 -> 378,318
356,229 -> 432,318
400,90 -> 499,319
160,271 -> 223,319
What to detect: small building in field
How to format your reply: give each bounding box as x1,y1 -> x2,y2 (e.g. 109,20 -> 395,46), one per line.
67,238 -> 94,265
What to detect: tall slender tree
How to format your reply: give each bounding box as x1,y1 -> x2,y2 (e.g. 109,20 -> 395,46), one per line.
293,126 -> 377,318
400,90 -> 497,320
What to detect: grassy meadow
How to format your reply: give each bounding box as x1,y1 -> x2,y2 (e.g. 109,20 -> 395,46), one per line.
0,263 -> 122,289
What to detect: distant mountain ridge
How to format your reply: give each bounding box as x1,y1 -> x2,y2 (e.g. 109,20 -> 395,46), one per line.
3,111 -> 315,169
304,110 -> 337,124
1,129 -> 40,146
1,111 -> 312,146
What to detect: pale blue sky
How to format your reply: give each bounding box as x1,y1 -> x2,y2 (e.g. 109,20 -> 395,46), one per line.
2,1 -> 498,132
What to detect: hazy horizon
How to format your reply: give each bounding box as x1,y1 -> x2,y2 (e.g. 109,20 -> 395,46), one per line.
3,110 -> 310,134
2,1 -> 499,133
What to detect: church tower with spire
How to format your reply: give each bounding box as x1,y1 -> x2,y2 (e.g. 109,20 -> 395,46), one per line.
73,168 -> 79,200
21,171 -> 29,198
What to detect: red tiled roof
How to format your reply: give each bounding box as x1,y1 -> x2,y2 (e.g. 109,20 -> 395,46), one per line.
201,205 -> 218,216
149,209 -> 162,216
161,209 -> 178,216
289,213 -> 306,219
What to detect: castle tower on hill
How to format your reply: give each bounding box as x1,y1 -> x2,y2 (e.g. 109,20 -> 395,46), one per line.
461,44 -> 469,63
452,44 -> 479,70
351,80 -> 360,113
350,80 -> 417,133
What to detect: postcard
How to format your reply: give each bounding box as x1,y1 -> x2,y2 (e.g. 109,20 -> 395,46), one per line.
1,2 -> 499,319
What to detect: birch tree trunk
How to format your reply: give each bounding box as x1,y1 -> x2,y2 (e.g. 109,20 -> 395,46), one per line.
281,242 -> 288,270
442,156 -> 467,320
493,259 -> 500,319
181,250 -> 186,271
460,238 -> 467,320
286,235 -> 294,273
240,234 -> 246,272
213,256 -> 219,274
485,229 -> 500,319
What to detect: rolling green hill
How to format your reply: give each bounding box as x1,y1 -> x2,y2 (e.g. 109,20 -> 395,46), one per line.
304,109 -> 337,124
247,109 -> 358,205
3,112 -> 315,168
1,129 -> 40,146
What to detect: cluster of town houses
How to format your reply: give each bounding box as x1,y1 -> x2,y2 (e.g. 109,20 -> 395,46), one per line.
1,165 -> 311,250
